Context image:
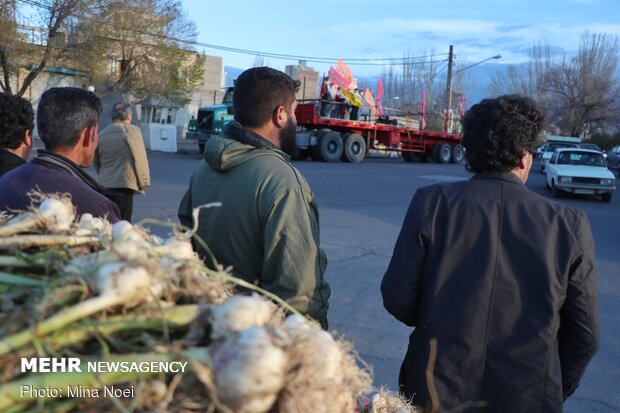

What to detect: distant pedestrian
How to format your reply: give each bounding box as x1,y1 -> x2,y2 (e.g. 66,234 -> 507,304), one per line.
381,95 -> 599,412
0,93 -> 34,177
94,102 -> 150,222
0,87 -> 120,221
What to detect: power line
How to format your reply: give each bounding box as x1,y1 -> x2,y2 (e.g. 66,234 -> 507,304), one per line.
16,0 -> 449,66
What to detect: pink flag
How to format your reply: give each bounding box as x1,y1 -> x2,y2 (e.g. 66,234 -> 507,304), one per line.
329,66 -> 351,89
376,76 -> 384,117
460,94 -> 466,118
421,91 -> 427,130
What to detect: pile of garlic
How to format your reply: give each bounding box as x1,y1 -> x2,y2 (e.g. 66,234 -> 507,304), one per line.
207,295 -> 373,413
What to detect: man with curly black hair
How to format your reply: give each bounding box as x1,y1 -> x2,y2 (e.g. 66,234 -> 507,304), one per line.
0,93 -> 34,177
381,95 -> 599,412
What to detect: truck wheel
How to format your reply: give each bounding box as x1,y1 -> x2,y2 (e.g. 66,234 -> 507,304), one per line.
341,133 -> 366,163
451,144 -> 465,163
310,131 -> 326,161
294,149 -> 310,161
319,131 -> 343,162
402,151 -> 420,163
433,143 -> 452,163
198,143 -> 205,154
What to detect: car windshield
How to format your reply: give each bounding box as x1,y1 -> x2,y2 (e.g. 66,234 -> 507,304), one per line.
548,143 -> 577,151
557,151 -> 606,167
580,144 -> 602,151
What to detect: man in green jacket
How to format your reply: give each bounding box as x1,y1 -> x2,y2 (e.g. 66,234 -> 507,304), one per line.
178,67 -> 330,328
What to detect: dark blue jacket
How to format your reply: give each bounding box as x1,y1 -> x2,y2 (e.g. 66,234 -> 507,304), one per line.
0,149 -> 26,178
0,151 -> 120,222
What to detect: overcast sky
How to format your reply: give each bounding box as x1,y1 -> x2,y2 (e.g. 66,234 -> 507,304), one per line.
182,0 -> 620,77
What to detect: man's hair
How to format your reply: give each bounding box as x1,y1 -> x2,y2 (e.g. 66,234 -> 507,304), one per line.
0,92 -> 34,149
37,87 -> 102,150
462,94 -> 544,173
112,102 -> 131,121
233,67 -> 300,128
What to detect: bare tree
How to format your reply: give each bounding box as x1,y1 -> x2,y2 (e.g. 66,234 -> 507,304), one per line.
491,32 -> 620,136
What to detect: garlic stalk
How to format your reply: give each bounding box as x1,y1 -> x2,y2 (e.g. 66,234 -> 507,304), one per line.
0,262 -> 159,355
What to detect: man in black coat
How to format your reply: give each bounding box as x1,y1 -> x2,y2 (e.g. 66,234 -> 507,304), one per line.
381,95 -> 599,412
0,93 -> 34,177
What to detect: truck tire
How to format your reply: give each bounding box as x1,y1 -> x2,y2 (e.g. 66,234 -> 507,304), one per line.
310,131 -> 326,161
437,143 -> 452,163
294,149 -> 310,161
198,143 -> 205,154
341,133 -> 366,163
402,151 -> 419,163
451,144 -> 465,163
319,131 -> 343,162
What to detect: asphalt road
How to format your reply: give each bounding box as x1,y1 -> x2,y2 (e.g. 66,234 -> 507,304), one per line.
133,148 -> 620,412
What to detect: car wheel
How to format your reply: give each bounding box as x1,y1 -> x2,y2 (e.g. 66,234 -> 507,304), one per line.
602,192 -> 612,203
551,180 -> 561,198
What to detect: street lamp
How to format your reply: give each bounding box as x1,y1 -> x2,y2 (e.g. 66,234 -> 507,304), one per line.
445,46 -> 502,133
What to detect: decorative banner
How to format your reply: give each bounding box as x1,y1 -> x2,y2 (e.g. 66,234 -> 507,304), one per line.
340,88 -> 363,107
376,76 -> 384,117
336,60 -> 353,86
364,88 -> 376,118
328,66 -> 350,89
421,91 -> 427,130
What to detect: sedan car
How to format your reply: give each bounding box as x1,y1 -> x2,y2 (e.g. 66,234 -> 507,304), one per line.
606,145 -> 620,174
539,142 -> 579,173
545,148 -> 616,202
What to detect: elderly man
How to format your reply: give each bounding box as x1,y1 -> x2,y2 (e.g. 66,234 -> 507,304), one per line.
94,102 -> 150,221
382,95 -> 599,412
0,93 -> 34,177
0,87 -> 120,221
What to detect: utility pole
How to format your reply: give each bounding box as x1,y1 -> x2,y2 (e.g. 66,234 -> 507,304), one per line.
445,45 -> 454,133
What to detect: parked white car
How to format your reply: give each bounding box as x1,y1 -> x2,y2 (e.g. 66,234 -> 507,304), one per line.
539,142 -> 579,173
545,148 -> 616,202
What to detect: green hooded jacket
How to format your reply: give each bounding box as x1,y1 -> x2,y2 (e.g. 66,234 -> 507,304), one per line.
178,122 -> 330,327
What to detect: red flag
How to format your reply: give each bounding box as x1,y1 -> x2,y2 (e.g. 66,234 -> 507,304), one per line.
421,91 -> 427,130
376,76 -> 384,117
320,74 -> 327,96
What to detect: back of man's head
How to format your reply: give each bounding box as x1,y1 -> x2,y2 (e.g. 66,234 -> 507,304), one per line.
0,92 -> 34,149
37,87 -> 102,151
112,102 -> 131,122
462,94 -> 544,173
233,67 -> 300,128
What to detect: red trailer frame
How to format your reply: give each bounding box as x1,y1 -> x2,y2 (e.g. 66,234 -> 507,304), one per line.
294,102 -> 464,163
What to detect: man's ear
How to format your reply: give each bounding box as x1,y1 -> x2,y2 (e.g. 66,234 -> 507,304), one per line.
23,129 -> 32,148
81,125 -> 97,148
273,105 -> 287,128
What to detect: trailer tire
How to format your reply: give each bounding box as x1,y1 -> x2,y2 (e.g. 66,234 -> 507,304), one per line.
341,133 -> 366,163
451,144 -> 465,163
294,148 -> 310,161
402,151 -> 420,163
319,131 -> 343,162
436,143 -> 452,164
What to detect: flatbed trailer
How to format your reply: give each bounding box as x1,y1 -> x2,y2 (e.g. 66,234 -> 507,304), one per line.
294,101 -> 464,164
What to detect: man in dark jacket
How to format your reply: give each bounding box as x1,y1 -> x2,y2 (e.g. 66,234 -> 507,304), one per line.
381,95 -> 599,412
178,67 -> 330,328
0,87 -> 120,221
0,93 -> 34,177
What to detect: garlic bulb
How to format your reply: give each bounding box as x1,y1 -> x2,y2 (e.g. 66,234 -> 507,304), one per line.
96,262 -> 162,306
212,327 -> 286,413
38,198 -> 75,232
210,295 -> 276,340
112,220 -> 145,242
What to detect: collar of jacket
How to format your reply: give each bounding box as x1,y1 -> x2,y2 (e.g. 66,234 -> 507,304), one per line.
471,171 -> 523,185
33,150 -> 109,196
224,121 -> 283,152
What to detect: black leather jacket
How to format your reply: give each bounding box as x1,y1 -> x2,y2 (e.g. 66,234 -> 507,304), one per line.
382,172 -> 599,412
